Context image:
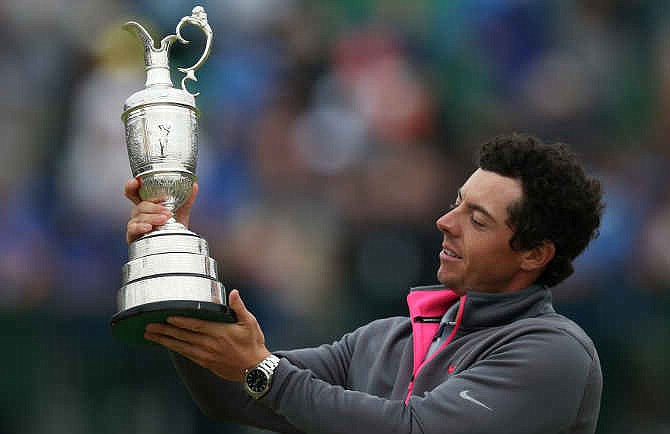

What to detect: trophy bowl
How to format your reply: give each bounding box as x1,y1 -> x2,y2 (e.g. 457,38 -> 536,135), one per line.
110,7 -> 236,346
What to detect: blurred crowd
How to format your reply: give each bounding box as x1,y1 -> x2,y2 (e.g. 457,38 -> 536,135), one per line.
1,1 -> 669,433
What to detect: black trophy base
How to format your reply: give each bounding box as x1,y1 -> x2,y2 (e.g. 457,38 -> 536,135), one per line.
110,300 -> 237,346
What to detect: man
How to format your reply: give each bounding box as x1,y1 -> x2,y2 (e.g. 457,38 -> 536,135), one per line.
125,134 -> 604,433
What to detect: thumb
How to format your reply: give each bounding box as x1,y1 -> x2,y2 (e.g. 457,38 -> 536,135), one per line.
182,182 -> 199,211
175,183 -> 198,226
228,289 -> 254,323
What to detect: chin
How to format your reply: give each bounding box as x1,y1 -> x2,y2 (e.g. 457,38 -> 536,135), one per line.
436,270 -> 447,285
437,272 -> 467,295
437,270 -> 455,288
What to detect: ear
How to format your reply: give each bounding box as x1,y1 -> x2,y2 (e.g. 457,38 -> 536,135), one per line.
520,240 -> 556,272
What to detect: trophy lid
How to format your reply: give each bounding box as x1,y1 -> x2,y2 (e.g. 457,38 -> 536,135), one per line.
122,6 -> 213,118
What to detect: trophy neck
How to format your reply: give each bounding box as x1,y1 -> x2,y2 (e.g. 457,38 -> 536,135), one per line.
144,45 -> 174,88
146,65 -> 173,88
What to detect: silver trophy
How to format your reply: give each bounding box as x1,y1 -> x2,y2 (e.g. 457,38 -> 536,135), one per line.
111,6 -> 235,345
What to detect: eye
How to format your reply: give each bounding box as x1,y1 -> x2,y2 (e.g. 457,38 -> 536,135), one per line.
470,215 -> 485,228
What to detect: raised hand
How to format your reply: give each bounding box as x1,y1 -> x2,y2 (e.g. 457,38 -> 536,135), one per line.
124,178 -> 199,244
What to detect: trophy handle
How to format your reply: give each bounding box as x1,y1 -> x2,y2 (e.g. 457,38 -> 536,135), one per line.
175,6 -> 214,97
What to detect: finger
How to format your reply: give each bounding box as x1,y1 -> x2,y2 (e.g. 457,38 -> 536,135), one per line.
129,213 -> 171,226
175,183 -> 198,226
131,201 -> 173,218
124,178 -> 169,205
165,315 -> 217,333
127,221 -> 153,243
144,332 -> 213,364
126,214 -> 172,244
228,290 -> 254,324
124,178 -> 142,205
145,322 -> 215,347
182,182 -> 199,209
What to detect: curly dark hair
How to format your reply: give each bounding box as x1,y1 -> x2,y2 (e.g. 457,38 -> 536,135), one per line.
477,133 -> 604,287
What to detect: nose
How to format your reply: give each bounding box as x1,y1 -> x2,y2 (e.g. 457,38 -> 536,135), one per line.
436,205 -> 459,235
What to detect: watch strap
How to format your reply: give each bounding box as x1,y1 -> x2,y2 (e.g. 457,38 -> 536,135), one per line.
257,354 -> 280,374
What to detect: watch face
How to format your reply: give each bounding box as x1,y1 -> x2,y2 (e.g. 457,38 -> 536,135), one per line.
247,369 -> 269,394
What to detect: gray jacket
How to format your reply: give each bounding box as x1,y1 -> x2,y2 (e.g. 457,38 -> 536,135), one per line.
171,285 -> 602,434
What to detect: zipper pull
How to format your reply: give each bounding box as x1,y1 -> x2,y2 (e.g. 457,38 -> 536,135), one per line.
433,323 -> 447,341
413,316 -> 441,323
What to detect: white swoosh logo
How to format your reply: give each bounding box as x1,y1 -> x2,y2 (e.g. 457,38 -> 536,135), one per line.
459,390 -> 493,412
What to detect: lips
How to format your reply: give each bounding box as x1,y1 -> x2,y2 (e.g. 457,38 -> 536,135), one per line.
441,244 -> 462,259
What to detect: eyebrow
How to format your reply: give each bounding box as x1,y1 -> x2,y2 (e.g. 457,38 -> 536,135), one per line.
457,189 -> 497,224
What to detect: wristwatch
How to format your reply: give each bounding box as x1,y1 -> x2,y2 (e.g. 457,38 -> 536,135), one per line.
243,354 -> 281,399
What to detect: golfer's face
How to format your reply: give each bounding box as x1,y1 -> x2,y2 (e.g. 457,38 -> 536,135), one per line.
435,169 -> 524,294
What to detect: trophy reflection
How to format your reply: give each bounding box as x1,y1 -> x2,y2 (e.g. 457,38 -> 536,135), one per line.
111,6 -> 235,345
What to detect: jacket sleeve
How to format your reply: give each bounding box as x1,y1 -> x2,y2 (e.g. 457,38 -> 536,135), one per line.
169,323 -> 364,433
260,328 -> 601,434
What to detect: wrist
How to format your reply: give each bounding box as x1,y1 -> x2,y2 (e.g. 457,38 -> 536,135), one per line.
246,349 -> 272,371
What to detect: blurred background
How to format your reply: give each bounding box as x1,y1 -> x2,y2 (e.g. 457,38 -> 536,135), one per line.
0,0 -> 668,432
